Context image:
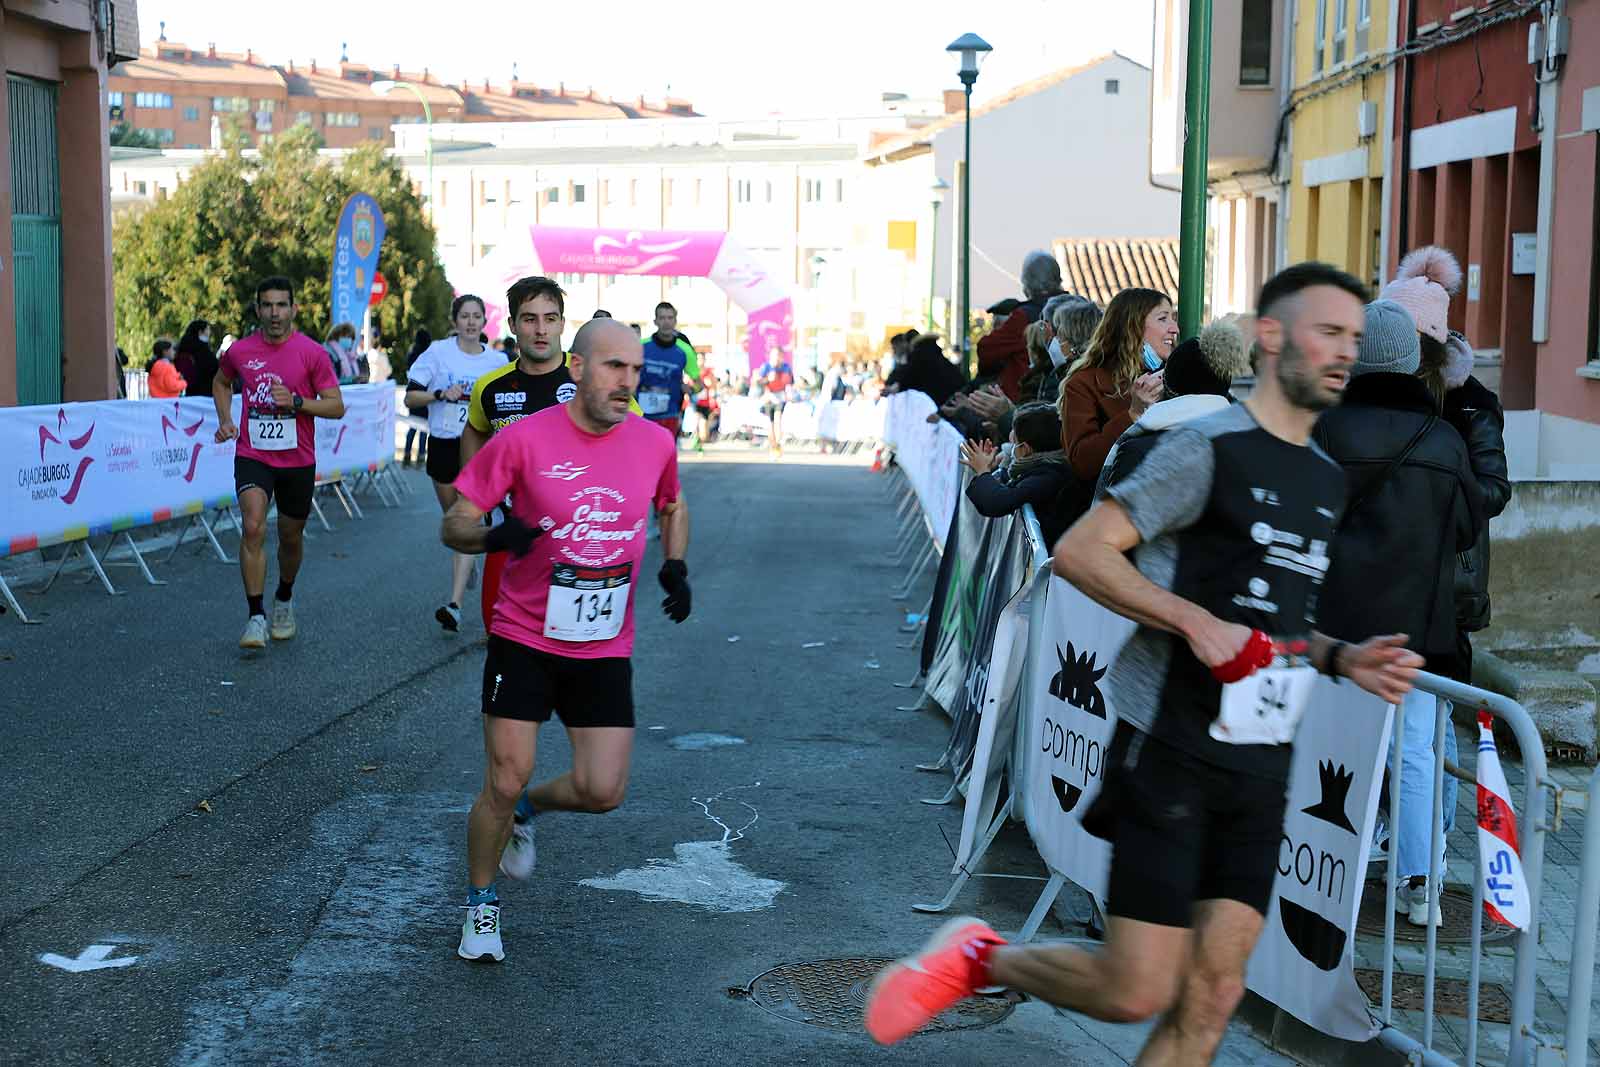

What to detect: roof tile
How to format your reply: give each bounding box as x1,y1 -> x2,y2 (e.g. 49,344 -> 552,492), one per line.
1052,237 -> 1181,308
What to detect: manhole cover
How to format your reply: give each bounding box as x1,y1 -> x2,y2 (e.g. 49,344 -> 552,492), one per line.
1353,968 -> 1512,1022
1355,879 -> 1517,945
740,957 -> 1016,1034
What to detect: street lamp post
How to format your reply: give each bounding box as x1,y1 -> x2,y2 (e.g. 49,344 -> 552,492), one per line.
946,33 -> 991,380
372,80 -> 433,216
928,178 -> 949,332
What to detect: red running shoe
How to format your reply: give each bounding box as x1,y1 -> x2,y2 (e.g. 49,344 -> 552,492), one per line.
863,916 -> 1006,1045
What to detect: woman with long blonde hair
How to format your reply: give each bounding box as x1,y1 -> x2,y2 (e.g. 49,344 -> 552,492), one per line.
1058,287 -> 1176,482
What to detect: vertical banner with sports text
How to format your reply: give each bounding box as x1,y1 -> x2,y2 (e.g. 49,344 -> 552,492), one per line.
331,194 -> 387,334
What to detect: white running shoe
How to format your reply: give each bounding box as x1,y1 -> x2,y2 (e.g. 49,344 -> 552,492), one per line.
1368,818 -> 1391,864
458,902 -> 504,961
270,600 -> 296,641
499,818 -> 537,880
1397,878 -> 1443,927
435,603 -> 461,632
240,615 -> 268,649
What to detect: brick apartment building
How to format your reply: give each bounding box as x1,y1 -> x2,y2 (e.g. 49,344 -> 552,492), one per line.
108,32 -> 696,151
2,0 -> 140,406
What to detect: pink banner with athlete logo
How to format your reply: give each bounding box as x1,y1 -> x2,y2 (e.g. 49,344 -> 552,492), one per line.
463,223 -> 794,372
529,226 -> 726,278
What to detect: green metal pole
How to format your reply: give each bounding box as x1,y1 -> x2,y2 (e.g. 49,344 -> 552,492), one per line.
928,200 -> 940,331
1177,0 -> 1213,340
960,81 -> 973,378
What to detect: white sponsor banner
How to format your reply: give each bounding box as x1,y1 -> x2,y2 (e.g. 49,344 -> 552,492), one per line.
881,391 -> 963,551
1,384 -> 393,556
315,383 -> 395,479
1020,575 -> 1136,901
816,398 -> 884,443
1246,684 -> 1391,1040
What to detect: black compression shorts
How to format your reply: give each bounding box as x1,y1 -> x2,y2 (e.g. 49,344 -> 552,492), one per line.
1083,721 -> 1289,927
426,435 -> 462,484
481,634 -> 634,728
234,457 -> 316,521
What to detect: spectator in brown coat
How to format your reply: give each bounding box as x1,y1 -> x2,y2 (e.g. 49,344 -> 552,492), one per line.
1057,287 -> 1177,483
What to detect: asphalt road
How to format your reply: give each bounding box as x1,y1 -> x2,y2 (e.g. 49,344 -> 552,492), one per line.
0,445 -> 1287,1066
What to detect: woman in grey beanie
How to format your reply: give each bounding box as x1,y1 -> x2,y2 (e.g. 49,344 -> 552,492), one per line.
1314,299 -> 1485,929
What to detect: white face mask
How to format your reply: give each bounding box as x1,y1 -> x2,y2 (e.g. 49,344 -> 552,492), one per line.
1048,338 -> 1067,368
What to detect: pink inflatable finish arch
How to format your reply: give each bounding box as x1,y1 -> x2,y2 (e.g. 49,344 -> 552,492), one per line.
466,225 -> 793,372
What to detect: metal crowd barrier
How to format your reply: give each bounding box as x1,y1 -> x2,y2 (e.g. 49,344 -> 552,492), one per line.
1564,765 -> 1600,1067
1372,673 -> 1549,1066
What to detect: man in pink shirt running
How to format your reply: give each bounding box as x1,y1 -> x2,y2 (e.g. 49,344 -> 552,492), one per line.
442,316 -> 692,962
213,276 -> 345,650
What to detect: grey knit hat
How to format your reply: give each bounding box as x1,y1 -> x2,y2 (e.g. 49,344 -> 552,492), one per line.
1354,300 -> 1421,377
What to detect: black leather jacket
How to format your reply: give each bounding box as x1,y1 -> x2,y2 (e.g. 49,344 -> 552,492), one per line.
1314,373 -> 1485,658
1443,376 -> 1511,631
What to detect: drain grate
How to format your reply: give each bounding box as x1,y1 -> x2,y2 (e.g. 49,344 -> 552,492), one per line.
1355,879 -> 1518,945
740,957 -> 1016,1034
1353,968 -> 1512,1022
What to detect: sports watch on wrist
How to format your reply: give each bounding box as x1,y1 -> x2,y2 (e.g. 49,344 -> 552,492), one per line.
292,394 -> 304,412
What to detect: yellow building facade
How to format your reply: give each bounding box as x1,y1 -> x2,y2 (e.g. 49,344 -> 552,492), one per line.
1285,0 -> 1395,288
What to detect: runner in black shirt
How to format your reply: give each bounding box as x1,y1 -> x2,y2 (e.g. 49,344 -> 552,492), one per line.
866,263 -> 1425,1063
463,277 -> 576,636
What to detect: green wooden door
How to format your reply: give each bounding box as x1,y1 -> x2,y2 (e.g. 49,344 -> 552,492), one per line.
8,75 -> 62,406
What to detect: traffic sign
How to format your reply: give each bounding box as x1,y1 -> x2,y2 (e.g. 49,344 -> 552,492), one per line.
369,271 -> 388,306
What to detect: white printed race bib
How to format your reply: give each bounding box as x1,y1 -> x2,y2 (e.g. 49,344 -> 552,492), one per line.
248,413 -> 299,452
638,389 -> 671,416
544,562 -> 632,642
1211,665 -> 1318,746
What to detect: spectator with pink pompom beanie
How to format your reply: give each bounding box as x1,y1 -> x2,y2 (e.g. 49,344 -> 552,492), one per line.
1369,245 -> 1511,925
1383,246 -> 1511,653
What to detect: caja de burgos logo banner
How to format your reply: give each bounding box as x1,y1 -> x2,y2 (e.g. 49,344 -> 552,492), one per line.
24,408 -> 97,505
156,401 -> 212,482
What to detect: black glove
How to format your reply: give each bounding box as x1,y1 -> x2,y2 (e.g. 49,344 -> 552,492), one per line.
483,514 -> 543,558
658,559 -> 691,623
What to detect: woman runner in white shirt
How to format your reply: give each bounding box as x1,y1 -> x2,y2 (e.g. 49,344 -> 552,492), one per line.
405,295 -> 503,631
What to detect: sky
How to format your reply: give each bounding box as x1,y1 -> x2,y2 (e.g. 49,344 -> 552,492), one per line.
138,0 -> 1156,118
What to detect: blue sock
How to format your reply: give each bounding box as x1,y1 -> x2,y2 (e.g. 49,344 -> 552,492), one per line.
467,883 -> 498,907
514,791 -> 536,823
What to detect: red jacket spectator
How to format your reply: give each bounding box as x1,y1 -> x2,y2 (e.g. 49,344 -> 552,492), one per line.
975,312 -> 1030,401
147,357 -> 187,399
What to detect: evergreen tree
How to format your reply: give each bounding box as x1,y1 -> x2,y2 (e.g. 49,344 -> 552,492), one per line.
111,124 -> 452,378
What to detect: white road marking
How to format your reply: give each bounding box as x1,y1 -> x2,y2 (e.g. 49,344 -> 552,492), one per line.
580,784 -> 784,912
39,944 -> 139,973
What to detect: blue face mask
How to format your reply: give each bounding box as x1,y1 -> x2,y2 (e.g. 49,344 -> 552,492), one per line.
1141,342 -> 1164,373
339,338 -> 355,352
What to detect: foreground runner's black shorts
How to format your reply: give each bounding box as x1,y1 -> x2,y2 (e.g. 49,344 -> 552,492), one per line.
482,634 -> 634,728
234,457 -> 316,521
1085,720 -> 1288,927
426,435 -> 462,484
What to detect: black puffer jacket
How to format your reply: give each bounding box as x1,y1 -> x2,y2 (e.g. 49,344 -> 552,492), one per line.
1443,375 -> 1511,631
965,454 -> 1082,549
1314,373 -> 1484,658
